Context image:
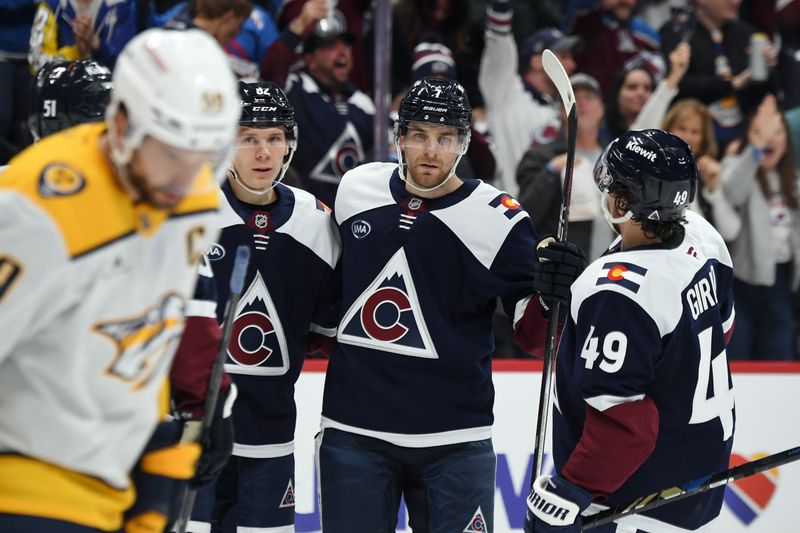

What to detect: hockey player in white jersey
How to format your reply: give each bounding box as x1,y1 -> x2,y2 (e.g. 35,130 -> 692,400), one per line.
525,129 -> 736,533
0,28 -> 239,532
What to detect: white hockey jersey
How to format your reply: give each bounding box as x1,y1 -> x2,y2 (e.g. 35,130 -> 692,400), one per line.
0,123 -> 219,529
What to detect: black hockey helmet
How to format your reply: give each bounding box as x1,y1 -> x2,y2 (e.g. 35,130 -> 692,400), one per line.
593,129 -> 698,222
397,77 -> 472,133
238,81 -> 297,141
28,59 -> 112,140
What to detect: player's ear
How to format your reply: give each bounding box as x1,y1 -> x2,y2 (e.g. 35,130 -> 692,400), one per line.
111,104 -> 130,141
612,193 -> 629,217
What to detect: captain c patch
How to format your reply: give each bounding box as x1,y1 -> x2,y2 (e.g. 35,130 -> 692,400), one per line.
0,256 -> 22,303
39,163 -> 86,197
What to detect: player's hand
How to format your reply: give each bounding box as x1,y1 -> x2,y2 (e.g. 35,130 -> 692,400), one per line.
533,237 -> 587,313
524,474 -> 592,533
189,385 -> 236,488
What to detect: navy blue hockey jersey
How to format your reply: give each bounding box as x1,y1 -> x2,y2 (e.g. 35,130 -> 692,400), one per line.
321,162 -> 541,447
284,71 -> 375,207
209,181 -> 340,457
553,210 -> 735,532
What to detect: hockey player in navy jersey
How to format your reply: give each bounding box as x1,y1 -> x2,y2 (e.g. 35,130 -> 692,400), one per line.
317,77 -> 586,533
525,130 -> 736,533
187,81 -> 340,533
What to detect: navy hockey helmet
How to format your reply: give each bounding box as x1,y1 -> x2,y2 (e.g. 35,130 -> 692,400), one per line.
397,77 -> 472,133
593,129 -> 698,222
238,81 -> 297,141
28,59 -> 112,140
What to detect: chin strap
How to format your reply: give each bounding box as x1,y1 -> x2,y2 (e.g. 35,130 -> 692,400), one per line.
600,191 -> 633,233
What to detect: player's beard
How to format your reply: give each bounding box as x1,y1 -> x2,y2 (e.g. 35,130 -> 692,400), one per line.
126,169 -> 184,209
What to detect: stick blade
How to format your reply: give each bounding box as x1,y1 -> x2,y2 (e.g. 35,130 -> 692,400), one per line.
542,49 -> 575,115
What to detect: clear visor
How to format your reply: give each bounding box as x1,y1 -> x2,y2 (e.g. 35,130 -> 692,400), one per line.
399,124 -> 469,155
234,131 -> 291,152
593,152 -> 614,192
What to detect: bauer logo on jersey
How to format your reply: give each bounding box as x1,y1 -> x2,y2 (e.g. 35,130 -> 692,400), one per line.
225,271 -> 290,376
463,507 -> 487,532
338,248 -> 438,358
38,163 -> 85,197
489,193 -> 524,220
596,262 -> 648,293
95,292 -> 186,390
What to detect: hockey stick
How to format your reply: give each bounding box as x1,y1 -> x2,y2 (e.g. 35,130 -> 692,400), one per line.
529,49 -> 578,488
581,446 -> 800,530
174,245 -> 251,533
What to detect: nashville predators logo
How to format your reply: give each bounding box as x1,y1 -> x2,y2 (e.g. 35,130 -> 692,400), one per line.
38,163 -> 86,197
94,292 -> 186,390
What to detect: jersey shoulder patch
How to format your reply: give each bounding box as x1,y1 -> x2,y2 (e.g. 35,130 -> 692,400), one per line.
334,162 -> 396,225
278,185 -> 341,267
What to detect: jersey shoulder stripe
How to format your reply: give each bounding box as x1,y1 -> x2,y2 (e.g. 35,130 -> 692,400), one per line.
571,212 -> 731,336
334,162 -> 396,225
432,181 -> 529,269
277,185 -> 341,267
2,124 -> 218,259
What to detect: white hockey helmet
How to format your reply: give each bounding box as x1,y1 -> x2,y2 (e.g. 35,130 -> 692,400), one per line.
106,28 -> 240,169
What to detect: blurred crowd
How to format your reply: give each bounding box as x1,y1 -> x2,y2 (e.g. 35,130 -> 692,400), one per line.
2,0 -> 800,360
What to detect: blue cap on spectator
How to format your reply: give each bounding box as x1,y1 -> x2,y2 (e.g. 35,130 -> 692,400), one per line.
412,39 -> 457,81
520,27 -> 582,67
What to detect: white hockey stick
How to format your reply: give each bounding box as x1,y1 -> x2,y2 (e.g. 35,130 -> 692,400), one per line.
529,49 -> 577,488
174,245 -> 251,533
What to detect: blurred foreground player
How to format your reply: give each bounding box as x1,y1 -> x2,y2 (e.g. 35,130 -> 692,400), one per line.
525,130 -> 735,533
0,28 -> 239,532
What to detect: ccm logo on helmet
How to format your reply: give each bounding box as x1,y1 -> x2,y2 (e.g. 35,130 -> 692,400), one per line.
252,106 -> 277,112
625,138 -> 657,162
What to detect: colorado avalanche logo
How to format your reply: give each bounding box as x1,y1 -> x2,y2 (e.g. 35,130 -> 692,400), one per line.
724,452 -> 779,525
225,271 -> 290,376
463,507 -> 487,532
338,249 -> 438,358
310,122 -> 365,184
279,479 -> 295,508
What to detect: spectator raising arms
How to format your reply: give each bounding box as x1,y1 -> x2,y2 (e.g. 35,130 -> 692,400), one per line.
721,94 -> 800,360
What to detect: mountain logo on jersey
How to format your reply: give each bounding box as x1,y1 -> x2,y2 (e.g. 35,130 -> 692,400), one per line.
338,248 -> 438,358
310,122 -> 365,184
0,256 -> 22,303
596,262 -> 647,293
279,479 -> 295,508
225,271 -> 290,376
463,506 -> 487,532
724,452 -> 779,525
489,193 -> 523,220
95,292 -> 186,389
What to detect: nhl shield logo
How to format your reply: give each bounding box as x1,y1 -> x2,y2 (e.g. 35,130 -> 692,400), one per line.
408,197 -> 423,210
463,506 -> 487,532
255,213 -> 269,228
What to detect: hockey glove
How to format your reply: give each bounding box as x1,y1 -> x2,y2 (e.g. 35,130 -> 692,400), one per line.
189,385 -> 236,489
524,474 -> 593,533
532,237 -> 587,315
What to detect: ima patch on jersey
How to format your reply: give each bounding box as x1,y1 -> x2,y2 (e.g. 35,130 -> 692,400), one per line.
94,292 -> 186,390
225,271 -> 290,376
338,248 -> 438,359
596,261 -> 648,293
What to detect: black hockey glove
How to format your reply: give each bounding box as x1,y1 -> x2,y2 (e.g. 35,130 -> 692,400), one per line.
524,474 -> 592,533
189,386 -> 235,489
532,237 -> 587,315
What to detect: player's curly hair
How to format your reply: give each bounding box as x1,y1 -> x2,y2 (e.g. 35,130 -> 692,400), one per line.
608,181 -> 686,243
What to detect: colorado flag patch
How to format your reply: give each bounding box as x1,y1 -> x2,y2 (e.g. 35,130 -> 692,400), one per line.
596,262 -> 647,293
489,193 -> 524,220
